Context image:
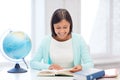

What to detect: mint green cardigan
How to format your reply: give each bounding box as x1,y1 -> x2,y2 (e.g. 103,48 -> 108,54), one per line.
30,33 -> 94,70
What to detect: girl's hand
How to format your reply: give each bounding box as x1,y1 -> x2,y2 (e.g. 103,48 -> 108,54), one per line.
70,65 -> 82,72
48,64 -> 63,70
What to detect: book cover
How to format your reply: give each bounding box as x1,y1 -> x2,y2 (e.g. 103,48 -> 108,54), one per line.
73,68 -> 105,80
37,69 -> 73,77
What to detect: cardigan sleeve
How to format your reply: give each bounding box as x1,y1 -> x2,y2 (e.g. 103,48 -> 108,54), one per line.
72,33 -> 94,70
30,36 -> 51,70
79,36 -> 94,70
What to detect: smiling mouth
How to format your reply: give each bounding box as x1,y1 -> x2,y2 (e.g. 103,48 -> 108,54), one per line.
58,32 -> 67,35
57,33 -> 66,37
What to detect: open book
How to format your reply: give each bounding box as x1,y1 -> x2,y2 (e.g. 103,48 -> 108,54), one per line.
37,69 -> 73,77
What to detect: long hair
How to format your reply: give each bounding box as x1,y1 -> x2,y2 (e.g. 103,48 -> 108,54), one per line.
51,9 -> 73,37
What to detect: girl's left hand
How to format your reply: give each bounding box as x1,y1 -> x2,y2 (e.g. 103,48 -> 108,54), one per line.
70,65 -> 82,72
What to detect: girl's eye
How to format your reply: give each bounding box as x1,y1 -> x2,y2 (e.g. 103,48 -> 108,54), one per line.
63,26 -> 67,29
56,27 -> 61,29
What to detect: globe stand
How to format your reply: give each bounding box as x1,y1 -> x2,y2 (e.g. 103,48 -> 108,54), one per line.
8,63 -> 27,73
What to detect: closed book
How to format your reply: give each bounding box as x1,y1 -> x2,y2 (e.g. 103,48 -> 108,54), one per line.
73,68 -> 105,80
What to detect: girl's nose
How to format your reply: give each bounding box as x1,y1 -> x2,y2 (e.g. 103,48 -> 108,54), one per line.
59,29 -> 64,33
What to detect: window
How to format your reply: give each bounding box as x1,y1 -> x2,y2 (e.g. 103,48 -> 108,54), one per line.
0,0 -> 31,62
81,0 -> 120,63
81,0 -> 108,54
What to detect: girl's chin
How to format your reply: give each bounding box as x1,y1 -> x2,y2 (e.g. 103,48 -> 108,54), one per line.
58,38 -> 67,41
59,37 -> 66,39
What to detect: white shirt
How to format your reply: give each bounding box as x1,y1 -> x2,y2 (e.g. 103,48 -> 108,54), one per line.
50,37 -> 74,68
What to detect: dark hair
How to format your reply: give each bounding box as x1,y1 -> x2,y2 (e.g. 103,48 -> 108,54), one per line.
51,9 -> 73,37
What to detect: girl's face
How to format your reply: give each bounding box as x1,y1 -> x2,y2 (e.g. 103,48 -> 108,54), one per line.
54,19 -> 71,41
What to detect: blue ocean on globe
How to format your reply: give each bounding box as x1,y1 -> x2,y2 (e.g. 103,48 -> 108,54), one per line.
2,31 -> 32,60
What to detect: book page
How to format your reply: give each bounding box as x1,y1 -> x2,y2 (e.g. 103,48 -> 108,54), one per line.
55,69 -> 73,76
37,70 -> 56,77
37,69 -> 73,77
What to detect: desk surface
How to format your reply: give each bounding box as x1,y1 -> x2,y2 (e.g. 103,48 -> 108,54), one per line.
0,67 -> 119,80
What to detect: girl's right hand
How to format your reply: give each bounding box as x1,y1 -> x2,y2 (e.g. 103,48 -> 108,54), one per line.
48,64 -> 63,70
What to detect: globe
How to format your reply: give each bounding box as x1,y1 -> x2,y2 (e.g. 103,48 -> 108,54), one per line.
2,31 -> 32,73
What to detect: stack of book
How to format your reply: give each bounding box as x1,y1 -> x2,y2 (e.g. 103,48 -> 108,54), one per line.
73,68 -> 105,80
